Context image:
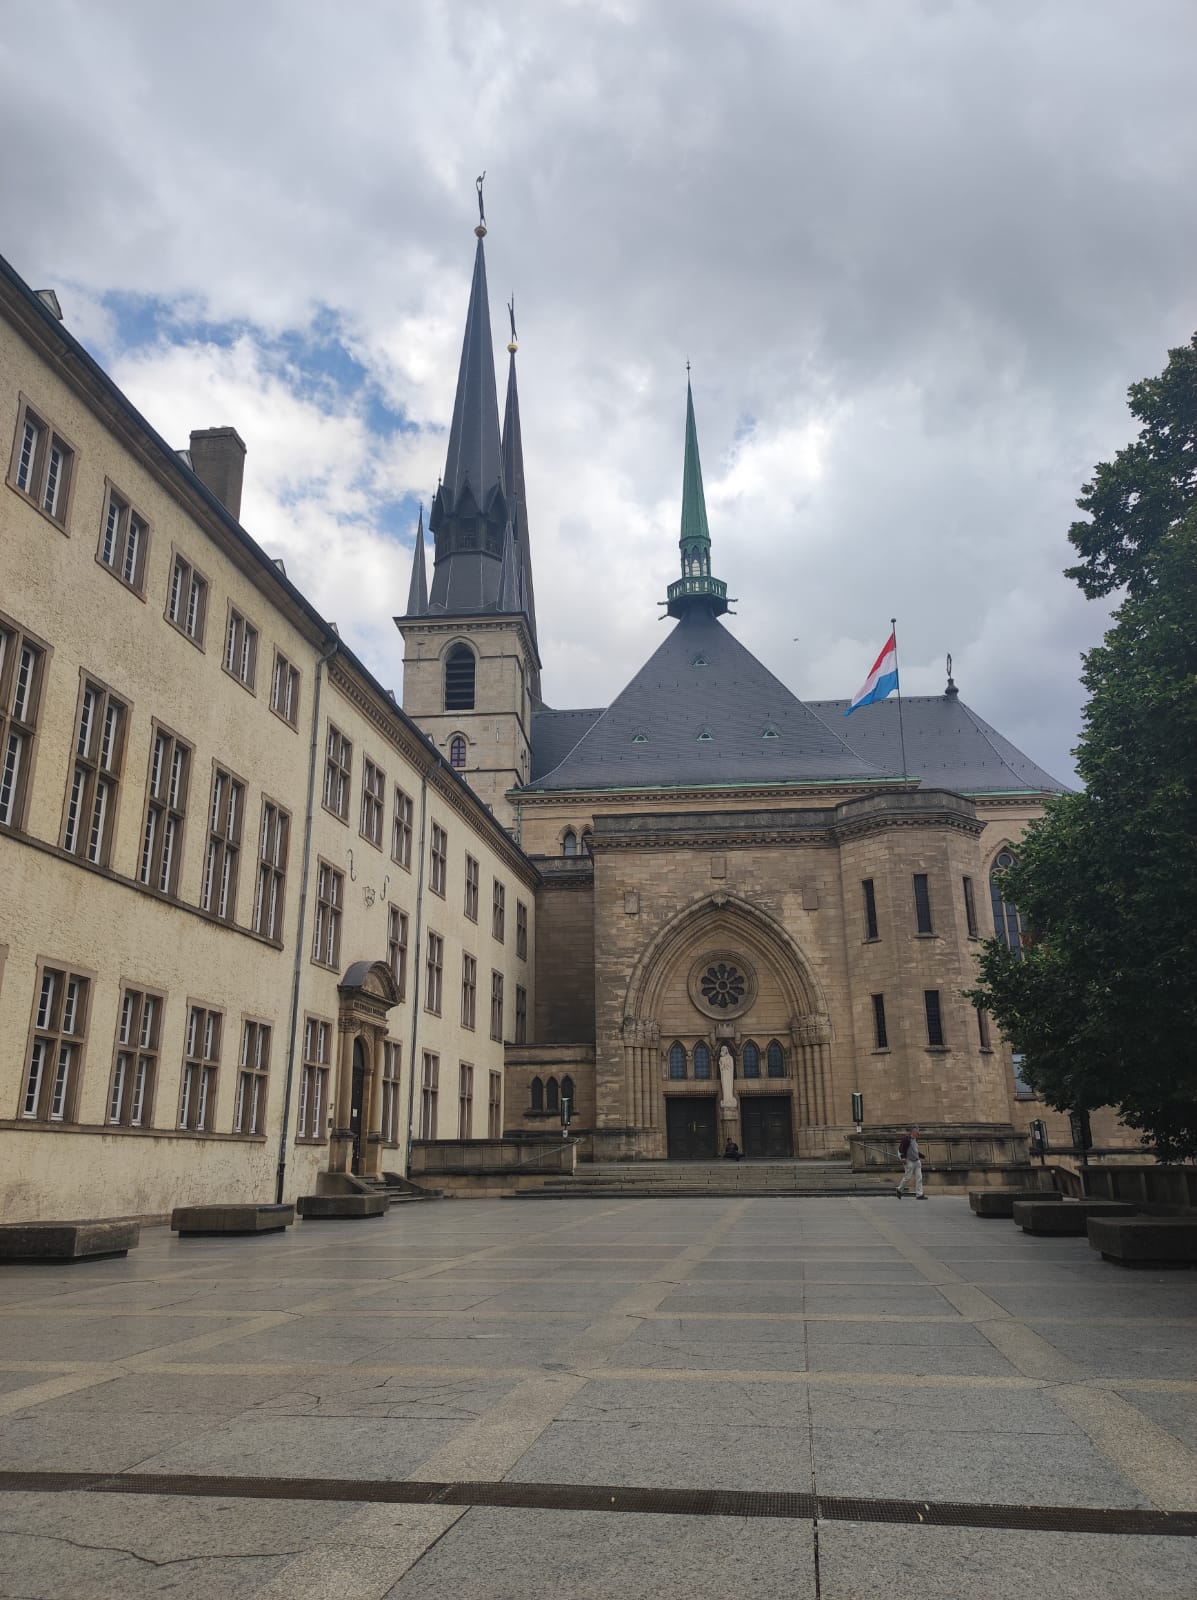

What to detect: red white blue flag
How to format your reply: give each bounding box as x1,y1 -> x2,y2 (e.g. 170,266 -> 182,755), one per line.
846,632 -> 899,716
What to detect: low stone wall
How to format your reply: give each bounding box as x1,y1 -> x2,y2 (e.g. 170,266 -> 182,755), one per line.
849,1124 -> 1031,1175
410,1137 -> 578,1178
1078,1164 -> 1197,1211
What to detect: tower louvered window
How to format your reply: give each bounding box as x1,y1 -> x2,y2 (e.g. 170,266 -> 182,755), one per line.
445,647 -> 476,710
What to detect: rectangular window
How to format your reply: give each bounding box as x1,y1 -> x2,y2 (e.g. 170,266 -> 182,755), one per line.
179,1003 -> 221,1132
458,1061 -> 474,1140
515,984 -> 527,1044
430,822 -> 447,895
387,905 -> 408,1000
97,483 -> 150,593
312,860 -> 344,968
270,651 -> 300,727
488,1070 -> 502,1138
490,970 -> 504,1042
862,878 -> 879,940
461,952 -> 477,1029
360,758 -> 385,848
223,607 -> 259,690
234,1020 -> 270,1135
492,879 -> 506,942
253,800 -> 289,940
9,398 -> 75,527
419,1050 -> 439,1139
913,873 -> 934,935
322,724 -> 352,821
977,1005 -> 991,1049
201,766 -> 245,922
464,854 -> 479,921
963,875 -> 978,938
108,985 -> 162,1128
392,786 -> 413,867
166,552 -> 208,645
297,1016 -> 331,1140
139,725 -> 192,896
924,989 -> 945,1048
62,678 -> 127,867
425,931 -> 443,1014
516,900 -> 528,961
22,964 -> 90,1122
381,1039 -> 401,1145
0,618 -> 46,830
871,993 -> 888,1050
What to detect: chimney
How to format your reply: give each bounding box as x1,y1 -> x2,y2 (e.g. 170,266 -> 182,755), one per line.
189,427 -> 247,521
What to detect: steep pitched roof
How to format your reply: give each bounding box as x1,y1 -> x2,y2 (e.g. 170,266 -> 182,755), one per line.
502,326 -> 539,654
405,507 -> 428,615
526,610 -> 888,791
807,695 -> 1071,794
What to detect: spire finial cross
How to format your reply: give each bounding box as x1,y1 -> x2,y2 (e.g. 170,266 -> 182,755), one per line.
508,296 -> 517,343
475,172 -> 486,224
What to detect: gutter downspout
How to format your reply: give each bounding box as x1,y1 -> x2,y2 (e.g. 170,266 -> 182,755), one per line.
403,771 -> 431,1178
275,632 -> 339,1203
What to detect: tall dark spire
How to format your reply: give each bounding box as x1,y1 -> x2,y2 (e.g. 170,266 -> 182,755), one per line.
501,296 -> 540,663
665,375 -> 729,619
427,184 -> 508,609
406,506 -> 428,615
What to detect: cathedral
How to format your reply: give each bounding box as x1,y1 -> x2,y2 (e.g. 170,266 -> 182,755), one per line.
397,210 -> 1066,1164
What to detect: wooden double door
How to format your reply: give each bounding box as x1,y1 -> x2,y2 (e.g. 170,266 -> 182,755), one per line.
740,1096 -> 794,1159
666,1097 -> 718,1160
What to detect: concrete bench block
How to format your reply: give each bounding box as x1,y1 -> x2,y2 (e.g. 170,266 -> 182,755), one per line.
0,1221 -> 139,1262
297,1194 -> 387,1219
171,1203 -> 294,1236
1087,1216 -> 1197,1266
969,1189 -> 1063,1218
1012,1199 -> 1138,1235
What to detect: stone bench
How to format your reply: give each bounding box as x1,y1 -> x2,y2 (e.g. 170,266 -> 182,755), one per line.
0,1221 -> 139,1263
969,1189 -> 1063,1218
1087,1216 -> 1197,1266
1012,1199 -> 1138,1236
296,1194 -> 387,1220
171,1203 -> 294,1236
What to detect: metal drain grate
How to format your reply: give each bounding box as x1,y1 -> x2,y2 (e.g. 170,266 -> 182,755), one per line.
0,1471 -> 1192,1538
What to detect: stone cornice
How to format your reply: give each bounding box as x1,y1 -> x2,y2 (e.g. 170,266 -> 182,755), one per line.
514,779 -> 914,808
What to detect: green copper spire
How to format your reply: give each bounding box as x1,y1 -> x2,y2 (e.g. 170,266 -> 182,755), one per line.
666,374 -> 729,619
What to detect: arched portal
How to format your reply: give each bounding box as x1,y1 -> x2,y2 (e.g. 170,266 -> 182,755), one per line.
327,959 -> 400,1179
615,893 -> 834,1160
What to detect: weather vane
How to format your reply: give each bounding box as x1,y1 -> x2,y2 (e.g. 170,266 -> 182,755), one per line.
507,296 -> 518,353
475,172 -> 486,230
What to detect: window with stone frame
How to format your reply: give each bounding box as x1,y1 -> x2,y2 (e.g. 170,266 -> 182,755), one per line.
488,1070 -> 502,1137
253,800 -> 289,941
461,952 -> 477,1030
312,860 -> 344,969
419,1051 -> 439,1138
322,724 -> 352,821
490,970 -> 504,1041
22,963 -> 90,1123
63,677 -> 127,867
766,1040 -> 786,1078
97,482 -> 149,593
458,1061 -> 474,1139
360,757 -> 385,848
913,873 -> 934,935
516,900 -> 528,960
924,989 -> 946,1048
530,1075 -> 544,1110
693,1041 -> 712,1079
223,606 -> 259,692
139,724 -> 192,897
234,1019 -> 271,1135
387,904 -> 408,1000
380,1039 -> 401,1145
990,849 -> 1024,955
741,1040 -> 760,1078
0,616 -> 46,831
108,985 -> 163,1128
976,1003 -> 992,1050
962,875 -> 979,938
492,879 -> 506,942
430,823 -> 448,895
201,766 -> 245,922
425,931 -> 443,1014
179,1004 -> 221,1132
862,878 -> 879,940
392,786 -> 413,867
515,984 -> 527,1044
9,397 -> 75,528
546,1075 -> 559,1113
166,551 -> 208,645
297,1016 -> 331,1140
668,1042 -> 687,1079
449,734 -> 467,769
871,994 -> 888,1050
464,854 -> 479,921
270,651 -> 300,728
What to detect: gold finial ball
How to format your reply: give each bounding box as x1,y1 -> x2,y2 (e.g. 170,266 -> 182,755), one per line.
507,341 -> 518,353
474,223 -> 487,237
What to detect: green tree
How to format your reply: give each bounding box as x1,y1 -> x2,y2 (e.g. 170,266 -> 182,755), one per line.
1066,333 -> 1197,599
975,333 -> 1197,1158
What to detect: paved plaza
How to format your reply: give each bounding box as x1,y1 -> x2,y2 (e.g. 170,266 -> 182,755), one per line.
0,1195 -> 1195,1598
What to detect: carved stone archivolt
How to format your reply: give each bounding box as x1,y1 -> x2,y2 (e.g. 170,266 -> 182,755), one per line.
622,1017 -> 661,1047
791,1012 -> 832,1046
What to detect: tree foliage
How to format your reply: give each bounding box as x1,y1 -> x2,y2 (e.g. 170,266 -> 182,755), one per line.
1066,333 -> 1197,599
973,336 -> 1197,1159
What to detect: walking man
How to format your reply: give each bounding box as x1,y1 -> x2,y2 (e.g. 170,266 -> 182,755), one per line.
895,1124 -> 925,1199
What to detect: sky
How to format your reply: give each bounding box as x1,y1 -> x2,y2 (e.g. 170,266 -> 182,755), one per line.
3,0 -> 1195,787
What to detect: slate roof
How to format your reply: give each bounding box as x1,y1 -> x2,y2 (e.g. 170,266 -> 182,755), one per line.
807,695 -> 1071,795
526,610 -> 888,790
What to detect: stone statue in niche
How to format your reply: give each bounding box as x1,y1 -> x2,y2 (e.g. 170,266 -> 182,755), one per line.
718,1045 -> 736,1109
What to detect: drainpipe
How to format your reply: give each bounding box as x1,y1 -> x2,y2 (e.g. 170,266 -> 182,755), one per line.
514,796 -> 523,849
275,631 -> 339,1203
403,770 -> 431,1178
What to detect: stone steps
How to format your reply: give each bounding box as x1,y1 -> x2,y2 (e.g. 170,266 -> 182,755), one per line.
513,1159 -> 894,1200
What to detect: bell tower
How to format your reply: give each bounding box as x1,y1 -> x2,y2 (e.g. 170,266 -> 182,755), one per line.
396,180 -> 541,827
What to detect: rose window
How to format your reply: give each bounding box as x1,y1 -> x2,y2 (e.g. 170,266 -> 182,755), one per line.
700,963 -> 747,1010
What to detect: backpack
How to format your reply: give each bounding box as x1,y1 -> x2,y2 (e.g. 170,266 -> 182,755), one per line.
898,1134 -> 912,1159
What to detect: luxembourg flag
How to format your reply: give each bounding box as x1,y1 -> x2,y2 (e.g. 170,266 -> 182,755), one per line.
845,631 -> 899,715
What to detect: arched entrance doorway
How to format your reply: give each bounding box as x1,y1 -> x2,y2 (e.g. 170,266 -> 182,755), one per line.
327,960 -> 400,1180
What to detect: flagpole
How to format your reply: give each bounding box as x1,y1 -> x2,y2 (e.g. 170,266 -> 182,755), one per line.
892,616 -> 910,780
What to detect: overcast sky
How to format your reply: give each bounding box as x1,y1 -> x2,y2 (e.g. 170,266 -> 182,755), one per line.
4,0 -> 1195,784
